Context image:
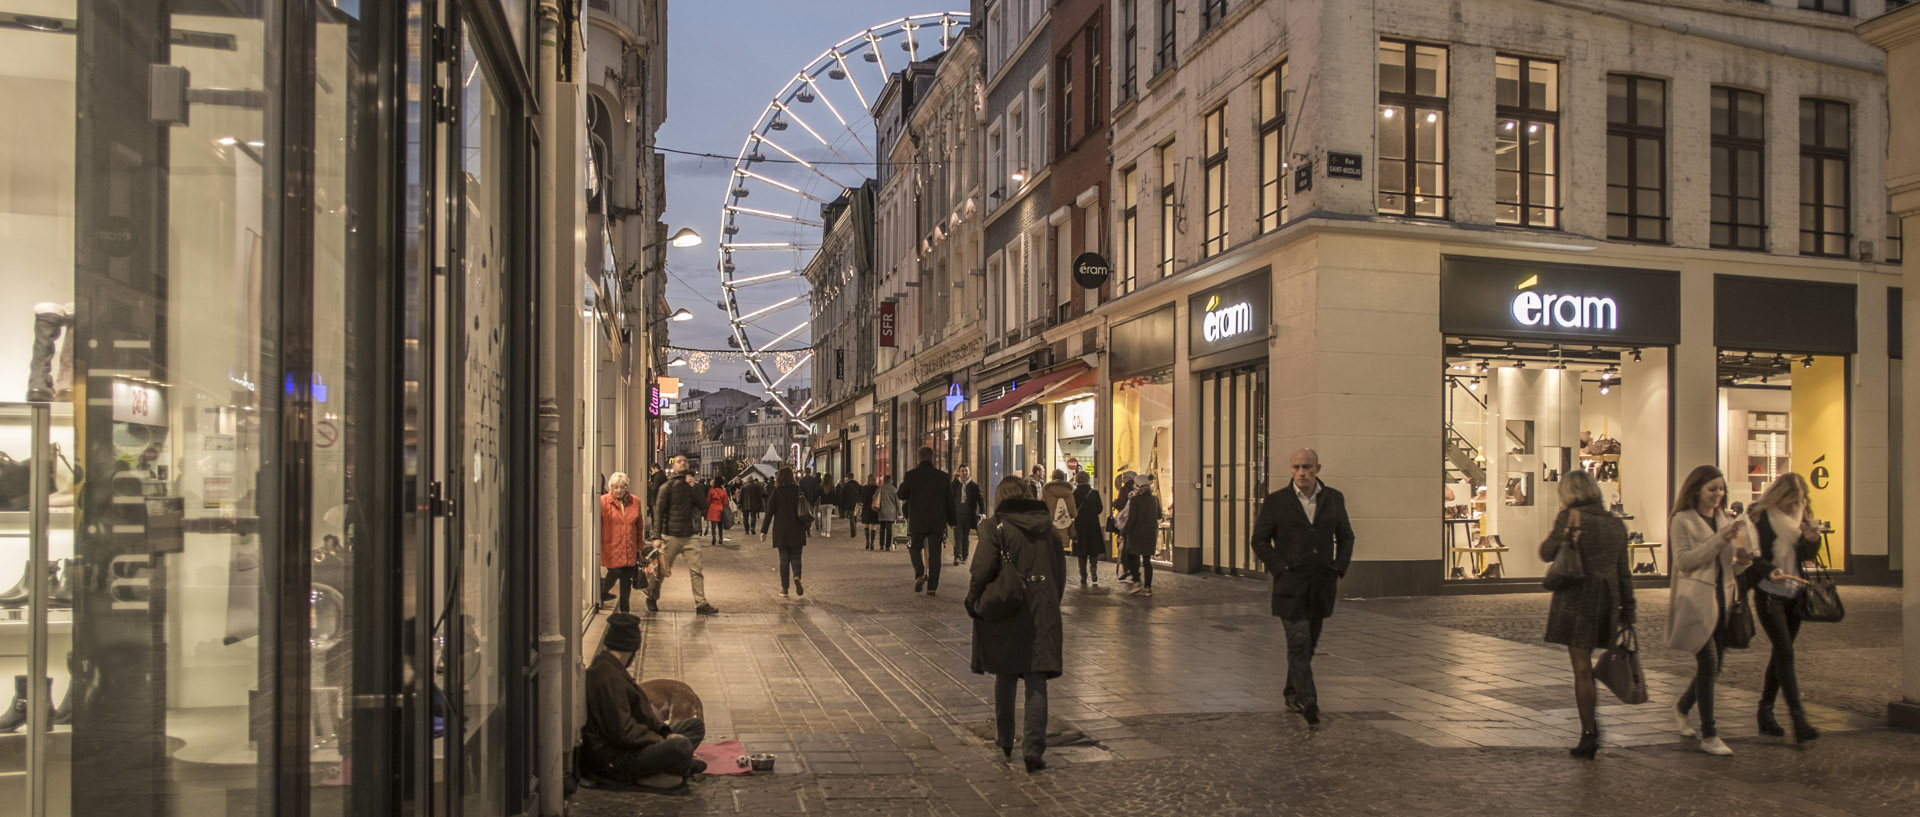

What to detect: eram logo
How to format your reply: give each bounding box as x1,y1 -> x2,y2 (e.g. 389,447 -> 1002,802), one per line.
1811,454 -> 1831,490
1510,274 -> 1619,331
1202,293 -> 1254,343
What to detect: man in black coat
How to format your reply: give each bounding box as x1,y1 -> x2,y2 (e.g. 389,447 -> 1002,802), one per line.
647,456 -> 718,615
950,464 -> 984,565
798,470 -> 825,534
1248,448 -> 1355,727
895,446 -> 956,595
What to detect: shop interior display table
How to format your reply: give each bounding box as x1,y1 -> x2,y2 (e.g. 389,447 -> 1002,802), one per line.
1448,544 -> 1507,578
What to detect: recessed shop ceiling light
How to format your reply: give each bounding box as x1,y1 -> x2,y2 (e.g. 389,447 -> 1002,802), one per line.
1631,348 -> 1643,362
1599,383 -> 1610,395
1513,360 -> 1527,369
1478,360 -> 1490,374
1802,355 -> 1815,369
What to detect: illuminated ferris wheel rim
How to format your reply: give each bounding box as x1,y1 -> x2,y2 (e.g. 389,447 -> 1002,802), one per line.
715,11 -> 971,426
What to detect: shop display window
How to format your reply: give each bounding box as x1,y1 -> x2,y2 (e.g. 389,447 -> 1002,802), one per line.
1716,351 -> 1848,569
1444,339 -> 1671,581
1111,369 -> 1174,562
1050,397 -> 1098,480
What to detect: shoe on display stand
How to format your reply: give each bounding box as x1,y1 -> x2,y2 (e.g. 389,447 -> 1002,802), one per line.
0,675 -> 54,733
26,302 -> 73,403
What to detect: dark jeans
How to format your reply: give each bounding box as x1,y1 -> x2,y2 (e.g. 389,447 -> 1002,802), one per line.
846,508 -> 859,536
1077,554 -> 1099,583
1756,591 -> 1806,715
1677,630 -> 1728,737
778,547 -> 803,592
1121,554 -> 1153,587
708,519 -> 724,544
909,530 -> 944,590
1281,616 -> 1325,710
599,566 -> 640,612
879,521 -> 895,549
994,672 -> 1049,760
743,510 -> 759,534
953,524 -> 972,562
587,734 -> 695,783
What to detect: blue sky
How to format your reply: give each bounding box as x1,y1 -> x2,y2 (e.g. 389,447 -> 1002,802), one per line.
655,1 -> 966,394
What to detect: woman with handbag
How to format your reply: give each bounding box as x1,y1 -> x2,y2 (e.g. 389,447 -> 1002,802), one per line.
1742,472 -> 1826,743
1109,474 -> 1136,581
965,477 -> 1066,772
761,467 -> 808,598
1666,466 -> 1753,755
1538,470 -> 1634,759
1070,472 -> 1105,588
704,481 -> 729,545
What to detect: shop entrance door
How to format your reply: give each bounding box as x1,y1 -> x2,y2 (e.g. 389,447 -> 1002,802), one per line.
1198,365 -> 1268,574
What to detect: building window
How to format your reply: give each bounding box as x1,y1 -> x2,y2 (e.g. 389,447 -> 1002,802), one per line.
1032,76 -> 1049,169
1711,86 -> 1766,251
1800,98 -> 1851,257
1086,24 -> 1102,125
1120,0 -> 1138,102
1607,74 -> 1667,243
988,120 -> 1005,201
1202,0 -> 1228,29
1120,166 -> 1139,294
1377,39 -> 1449,218
1889,211 -> 1905,264
1010,102 -> 1027,184
1494,55 -> 1559,228
1160,140 -> 1177,278
1798,0 -> 1850,13
1258,61 -> 1288,232
1156,0 -> 1177,75
1202,104 -> 1229,257
1058,52 -> 1074,154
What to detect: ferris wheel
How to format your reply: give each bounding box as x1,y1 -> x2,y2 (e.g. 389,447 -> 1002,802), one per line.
713,11 -> 971,424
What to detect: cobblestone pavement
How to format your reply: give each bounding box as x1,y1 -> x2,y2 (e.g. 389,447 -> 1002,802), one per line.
573,520 -> 1917,816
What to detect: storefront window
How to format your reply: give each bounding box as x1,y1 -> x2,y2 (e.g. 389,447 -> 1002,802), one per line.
1112,369 -> 1174,561
874,401 -> 893,480
1716,352 -> 1848,568
1051,397 -> 1097,479
1444,340 -> 1672,581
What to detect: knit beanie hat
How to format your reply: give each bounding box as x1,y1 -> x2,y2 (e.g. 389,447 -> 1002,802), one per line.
602,613 -> 642,653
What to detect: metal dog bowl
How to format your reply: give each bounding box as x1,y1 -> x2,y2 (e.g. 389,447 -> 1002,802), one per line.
746,753 -> 776,771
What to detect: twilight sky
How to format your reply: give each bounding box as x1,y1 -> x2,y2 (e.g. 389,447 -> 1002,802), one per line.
655,1 -> 965,395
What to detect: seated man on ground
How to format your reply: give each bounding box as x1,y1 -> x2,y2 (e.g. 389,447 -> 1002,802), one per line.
581,613 -> 705,790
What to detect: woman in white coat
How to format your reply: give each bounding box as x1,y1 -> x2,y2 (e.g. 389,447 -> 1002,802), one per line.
1666,465 -> 1751,755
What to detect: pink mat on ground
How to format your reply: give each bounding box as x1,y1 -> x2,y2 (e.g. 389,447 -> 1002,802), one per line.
693,740 -> 753,775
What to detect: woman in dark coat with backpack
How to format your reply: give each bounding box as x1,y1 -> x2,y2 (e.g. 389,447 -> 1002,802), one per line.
966,477 -> 1067,773
1070,472 -> 1105,587
761,467 -> 808,598
1538,469 -> 1635,760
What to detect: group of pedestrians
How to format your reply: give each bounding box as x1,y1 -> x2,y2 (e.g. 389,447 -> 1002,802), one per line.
1542,466 -> 1829,759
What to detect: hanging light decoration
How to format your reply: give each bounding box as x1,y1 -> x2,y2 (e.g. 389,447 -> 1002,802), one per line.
688,351 -> 713,373
775,351 -> 800,374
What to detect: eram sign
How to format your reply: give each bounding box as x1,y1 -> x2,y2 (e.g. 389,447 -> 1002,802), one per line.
1201,294 -> 1255,343
1509,274 -> 1619,331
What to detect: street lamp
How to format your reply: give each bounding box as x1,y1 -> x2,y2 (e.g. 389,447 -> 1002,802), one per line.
636,228 -> 701,493
667,355 -> 688,368
666,227 -> 702,248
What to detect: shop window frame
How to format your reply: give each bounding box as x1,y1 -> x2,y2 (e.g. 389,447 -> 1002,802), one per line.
1120,164 -> 1139,295
1159,139 -> 1178,279
1258,60 -> 1288,233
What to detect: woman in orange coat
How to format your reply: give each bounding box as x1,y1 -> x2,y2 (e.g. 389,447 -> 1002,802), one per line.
599,472 -> 644,612
705,481 -> 729,545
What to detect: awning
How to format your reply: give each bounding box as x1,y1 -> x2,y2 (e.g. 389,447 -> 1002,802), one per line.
959,362 -> 1091,422
1036,367 -> 1100,405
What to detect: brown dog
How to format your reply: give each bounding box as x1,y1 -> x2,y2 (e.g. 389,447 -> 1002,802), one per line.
638,678 -> 703,725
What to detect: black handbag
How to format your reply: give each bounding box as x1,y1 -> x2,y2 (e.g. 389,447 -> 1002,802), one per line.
1725,589 -> 1756,649
972,521 -> 1030,622
1542,510 -> 1585,591
1794,562 -> 1845,623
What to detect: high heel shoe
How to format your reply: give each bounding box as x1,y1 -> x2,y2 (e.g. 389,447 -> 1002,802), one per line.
1569,730 -> 1600,759
1757,707 -> 1785,737
1791,714 -> 1820,743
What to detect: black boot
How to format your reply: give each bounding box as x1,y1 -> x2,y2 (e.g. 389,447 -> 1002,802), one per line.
0,675 -> 51,733
26,304 -> 70,403
1791,713 -> 1820,743
52,654 -> 81,725
49,559 -> 74,608
0,561 -> 38,607
1569,729 -> 1600,759
1757,706 -> 1785,737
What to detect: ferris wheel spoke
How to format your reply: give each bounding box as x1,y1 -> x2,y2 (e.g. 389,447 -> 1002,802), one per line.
805,87 -> 877,165
734,168 -> 833,204
752,134 -> 858,190
723,269 -> 802,288
865,32 -> 889,75
725,205 -> 823,228
736,295 -> 804,323
765,352 -> 814,390
774,103 -> 866,171
830,51 -> 870,111
754,320 -> 810,350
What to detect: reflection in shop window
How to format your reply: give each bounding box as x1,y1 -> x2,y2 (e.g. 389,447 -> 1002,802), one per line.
1111,370 -> 1173,562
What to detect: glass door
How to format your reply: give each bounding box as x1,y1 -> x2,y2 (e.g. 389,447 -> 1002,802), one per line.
1198,365 -> 1267,574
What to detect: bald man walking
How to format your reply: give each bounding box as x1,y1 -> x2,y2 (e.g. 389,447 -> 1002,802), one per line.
1248,449 -> 1355,727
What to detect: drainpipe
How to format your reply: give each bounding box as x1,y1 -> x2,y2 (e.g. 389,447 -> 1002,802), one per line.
1531,0 -> 1884,74
534,2 -> 568,815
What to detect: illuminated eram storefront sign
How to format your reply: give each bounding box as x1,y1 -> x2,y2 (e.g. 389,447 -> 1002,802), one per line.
1201,294 -> 1255,342
1509,274 -> 1618,331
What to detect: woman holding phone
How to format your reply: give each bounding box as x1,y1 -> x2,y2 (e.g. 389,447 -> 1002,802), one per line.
1741,473 -> 1825,743
1665,466 -> 1751,755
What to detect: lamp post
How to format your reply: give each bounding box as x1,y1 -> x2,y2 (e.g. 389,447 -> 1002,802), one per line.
633,228 -> 700,500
